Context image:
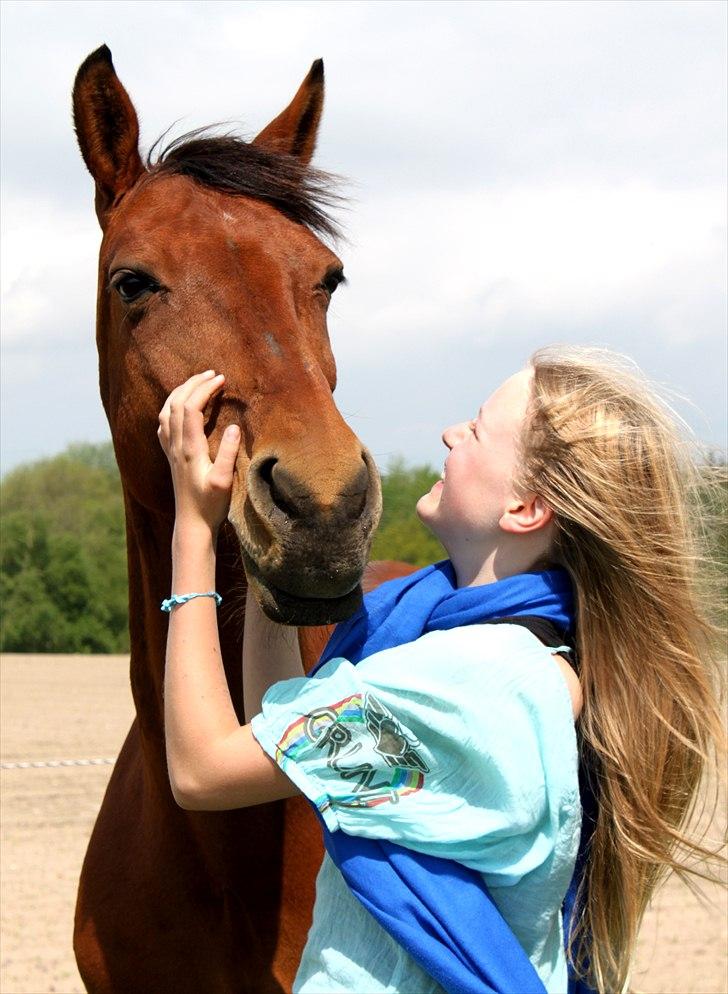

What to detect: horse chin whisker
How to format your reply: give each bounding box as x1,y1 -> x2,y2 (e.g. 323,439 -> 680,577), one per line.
251,574 -> 363,627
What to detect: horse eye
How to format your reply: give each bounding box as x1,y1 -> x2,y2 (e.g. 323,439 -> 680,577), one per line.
111,270 -> 160,304
319,269 -> 346,298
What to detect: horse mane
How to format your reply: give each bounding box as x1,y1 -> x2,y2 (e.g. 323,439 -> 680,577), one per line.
145,127 -> 344,241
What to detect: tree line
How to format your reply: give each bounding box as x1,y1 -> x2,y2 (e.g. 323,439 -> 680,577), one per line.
1,442 -> 724,653
0,443 -> 446,653
1,444 -> 128,652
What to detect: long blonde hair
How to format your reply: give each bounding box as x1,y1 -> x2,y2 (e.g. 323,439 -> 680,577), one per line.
517,345 -> 725,993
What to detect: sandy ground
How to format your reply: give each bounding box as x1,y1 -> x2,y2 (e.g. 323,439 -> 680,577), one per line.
1,654 -> 726,994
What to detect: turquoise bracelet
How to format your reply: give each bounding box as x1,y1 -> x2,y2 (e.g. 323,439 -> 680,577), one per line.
160,591 -> 223,613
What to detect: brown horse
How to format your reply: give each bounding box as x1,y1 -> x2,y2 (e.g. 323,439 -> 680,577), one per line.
72,45 -> 409,993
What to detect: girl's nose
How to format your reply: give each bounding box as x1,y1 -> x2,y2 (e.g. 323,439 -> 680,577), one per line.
442,422 -> 466,449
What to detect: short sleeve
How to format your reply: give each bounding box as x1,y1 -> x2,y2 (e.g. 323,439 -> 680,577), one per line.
250,625 -> 579,883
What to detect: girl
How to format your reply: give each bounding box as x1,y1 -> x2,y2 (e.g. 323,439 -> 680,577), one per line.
158,346 -> 724,994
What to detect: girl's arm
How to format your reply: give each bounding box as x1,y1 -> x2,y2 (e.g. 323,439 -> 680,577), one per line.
243,588 -> 305,723
158,370 -> 301,811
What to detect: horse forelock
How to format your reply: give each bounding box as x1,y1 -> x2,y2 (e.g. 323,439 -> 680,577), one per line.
143,128 -> 345,242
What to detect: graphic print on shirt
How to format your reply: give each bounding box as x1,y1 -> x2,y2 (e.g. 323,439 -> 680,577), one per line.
275,692 -> 430,810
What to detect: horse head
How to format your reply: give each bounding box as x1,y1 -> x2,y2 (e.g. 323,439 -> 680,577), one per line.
72,45 -> 381,626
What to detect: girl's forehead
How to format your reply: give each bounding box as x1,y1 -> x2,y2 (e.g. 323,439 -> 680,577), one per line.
481,368 -> 533,418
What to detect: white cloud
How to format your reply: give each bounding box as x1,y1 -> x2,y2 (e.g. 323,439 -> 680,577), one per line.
1,196 -> 99,346
331,183 -> 726,359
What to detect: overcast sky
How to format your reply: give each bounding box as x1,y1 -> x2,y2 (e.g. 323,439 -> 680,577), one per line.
1,0 -> 726,480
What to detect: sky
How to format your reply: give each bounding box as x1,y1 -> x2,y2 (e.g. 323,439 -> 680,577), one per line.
1,0 -> 726,479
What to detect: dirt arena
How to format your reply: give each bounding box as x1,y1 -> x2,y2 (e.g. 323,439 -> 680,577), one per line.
1,654 -> 726,994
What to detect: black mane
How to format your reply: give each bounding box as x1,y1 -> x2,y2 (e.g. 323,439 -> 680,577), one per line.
146,128 -> 344,241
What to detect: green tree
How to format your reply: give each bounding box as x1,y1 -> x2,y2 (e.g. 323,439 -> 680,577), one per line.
371,458 -> 445,567
0,442 -> 129,653
1,567 -> 70,653
0,509 -> 51,577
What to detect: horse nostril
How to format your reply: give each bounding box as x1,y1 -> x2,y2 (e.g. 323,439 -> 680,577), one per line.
342,458 -> 369,520
250,451 -> 375,526
256,457 -> 303,520
258,457 -> 276,488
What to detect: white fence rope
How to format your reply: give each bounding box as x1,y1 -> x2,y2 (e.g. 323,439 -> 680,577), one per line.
1,757 -> 116,769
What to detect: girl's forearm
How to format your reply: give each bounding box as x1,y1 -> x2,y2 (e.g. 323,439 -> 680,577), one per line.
243,588 -> 305,723
164,523 -> 240,797
157,374 -> 301,810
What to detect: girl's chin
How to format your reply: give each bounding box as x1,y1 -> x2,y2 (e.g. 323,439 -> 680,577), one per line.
415,494 -> 430,520
421,480 -> 443,505
415,486 -> 441,523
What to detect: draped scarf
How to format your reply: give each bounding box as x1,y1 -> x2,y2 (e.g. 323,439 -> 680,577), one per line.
309,560 -> 596,994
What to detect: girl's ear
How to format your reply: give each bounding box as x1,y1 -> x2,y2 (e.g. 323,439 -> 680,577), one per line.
499,494 -> 554,535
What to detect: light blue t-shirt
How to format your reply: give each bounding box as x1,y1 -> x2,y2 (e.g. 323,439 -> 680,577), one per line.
251,623 -> 581,994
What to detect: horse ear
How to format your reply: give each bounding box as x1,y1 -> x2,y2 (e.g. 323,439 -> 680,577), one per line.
72,45 -> 145,223
253,60 -> 324,165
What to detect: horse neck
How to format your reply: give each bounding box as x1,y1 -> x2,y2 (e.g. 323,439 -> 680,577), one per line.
122,488 -> 246,771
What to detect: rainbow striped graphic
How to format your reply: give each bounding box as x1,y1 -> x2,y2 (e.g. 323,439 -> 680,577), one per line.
275,693 -> 427,810
275,693 -> 364,762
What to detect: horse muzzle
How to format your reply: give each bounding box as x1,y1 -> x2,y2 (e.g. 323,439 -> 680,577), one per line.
229,445 -> 381,625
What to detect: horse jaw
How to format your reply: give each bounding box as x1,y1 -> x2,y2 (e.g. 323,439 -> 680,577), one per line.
245,565 -> 363,627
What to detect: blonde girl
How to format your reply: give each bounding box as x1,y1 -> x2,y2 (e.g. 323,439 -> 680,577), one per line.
157,346 -> 724,993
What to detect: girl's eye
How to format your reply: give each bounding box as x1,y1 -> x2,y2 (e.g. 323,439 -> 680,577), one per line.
110,270 -> 160,304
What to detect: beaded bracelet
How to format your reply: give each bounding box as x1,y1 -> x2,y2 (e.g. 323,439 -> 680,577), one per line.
160,591 -> 223,613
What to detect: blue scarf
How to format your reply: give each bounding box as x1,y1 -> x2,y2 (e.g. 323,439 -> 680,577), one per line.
310,561 -> 595,994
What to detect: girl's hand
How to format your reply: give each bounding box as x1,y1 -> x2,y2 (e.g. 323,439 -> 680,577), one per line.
157,370 -> 241,534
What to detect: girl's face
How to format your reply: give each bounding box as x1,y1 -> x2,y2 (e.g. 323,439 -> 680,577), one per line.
416,368 -> 533,549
